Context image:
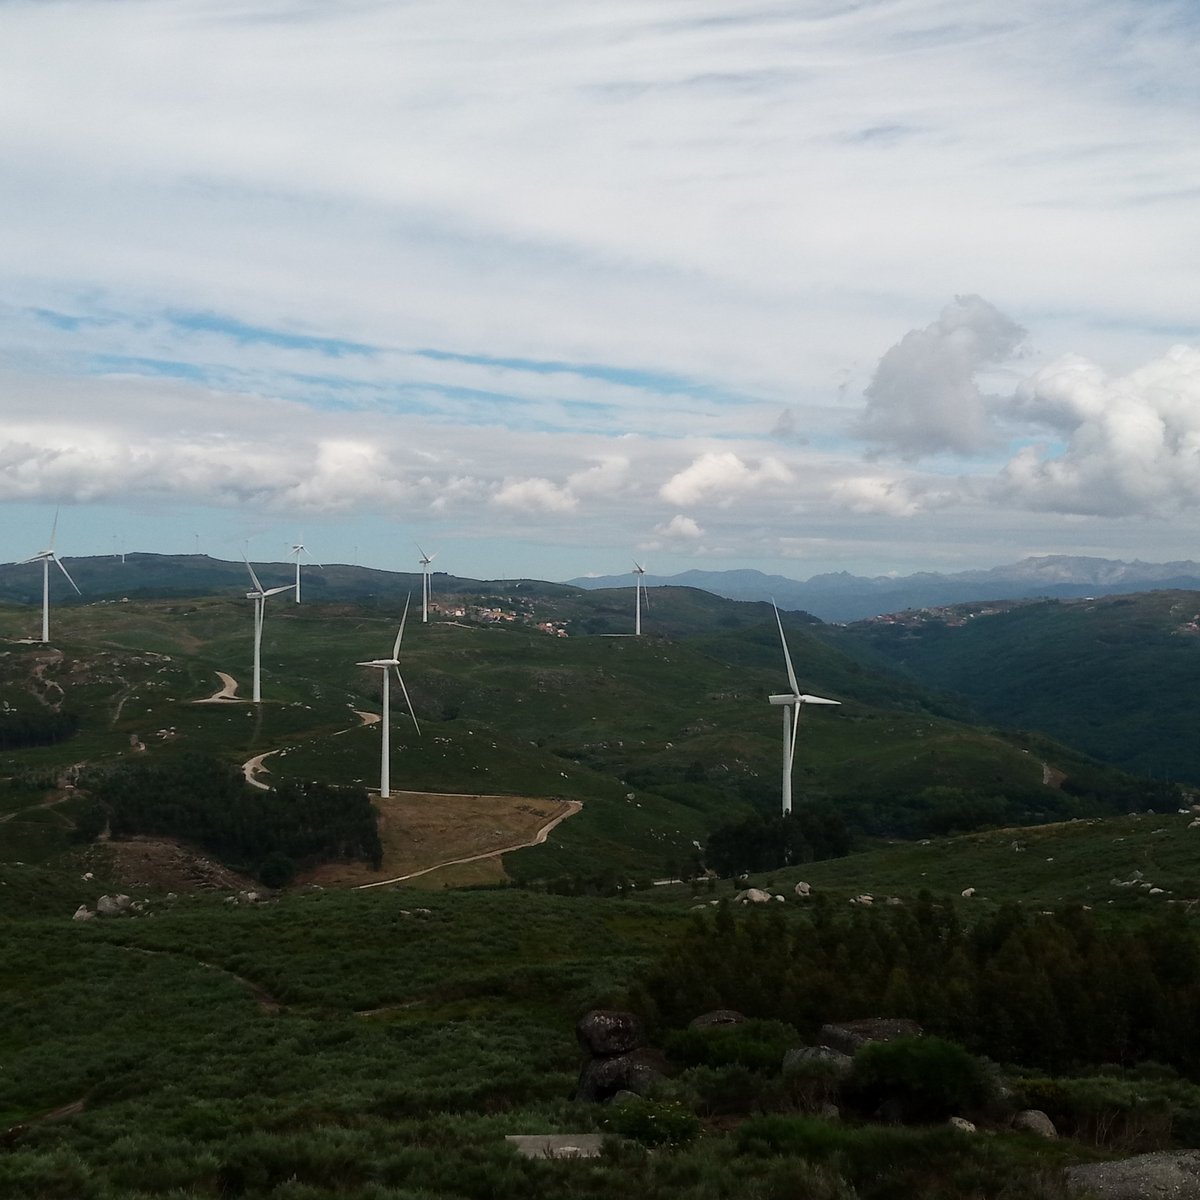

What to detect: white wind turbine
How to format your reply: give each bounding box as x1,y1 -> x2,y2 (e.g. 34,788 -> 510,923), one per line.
416,544 -> 436,623
769,603 -> 840,815
245,561 -> 291,703
20,511 -> 81,644
633,561 -> 649,635
356,597 -> 421,797
290,542 -> 322,603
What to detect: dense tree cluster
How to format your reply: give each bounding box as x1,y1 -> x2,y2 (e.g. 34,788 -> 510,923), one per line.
82,752 -> 382,880
633,898 -> 1200,1076
0,708 -> 80,749
705,809 -> 850,876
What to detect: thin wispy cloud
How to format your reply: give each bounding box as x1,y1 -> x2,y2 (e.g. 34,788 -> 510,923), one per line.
0,0 -> 1197,578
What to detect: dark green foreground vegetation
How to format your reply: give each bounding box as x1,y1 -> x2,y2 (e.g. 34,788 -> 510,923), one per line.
5,875 -> 1200,1199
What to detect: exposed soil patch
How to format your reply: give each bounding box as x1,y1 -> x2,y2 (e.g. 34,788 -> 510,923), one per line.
301,793 -> 578,889
104,836 -> 258,894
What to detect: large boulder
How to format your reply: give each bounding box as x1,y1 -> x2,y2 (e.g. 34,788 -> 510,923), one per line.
735,888 -> 772,904
574,1048 -> 669,1103
783,1045 -> 853,1079
576,1009 -> 645,1057
688,1009 -> 746,1031
1011,1108 -> 1056,1139
818,1018 -> 922,1056
96,894 -> 132,918
1066,1151 -> 1200,1199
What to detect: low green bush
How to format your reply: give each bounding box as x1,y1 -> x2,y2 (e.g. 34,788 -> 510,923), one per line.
603,1097 -> 701,1147
664,1018 -> 801,1073
846,1036 -> 991,1122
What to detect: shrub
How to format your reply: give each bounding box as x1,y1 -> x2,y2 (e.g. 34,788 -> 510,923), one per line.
664,1019 -> 801,1074
604,1098 -> 701,1148
259,852 -> 298,888
846,1036 -> 991,1122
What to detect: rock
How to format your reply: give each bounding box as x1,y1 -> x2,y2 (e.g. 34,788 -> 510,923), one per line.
735,888 -> 772,904
819,1102 -> 840,1121
577,1009 -> 645,1057
688,1009 -> 746,1031
783,1045 -> 853,1078
1066,1150 -> 1200,1199
81,872 -> 93,881
505,1134 -> 605,1159
948,1116 -> 976,1133
961,887 -> 976,898
1011,1109 -> 1057,1139
885,896 -> 904,906
96,894 -> 132,918
774,894 -> 786,902
818,1018 -> 923,1056
72,905 -> 94,921
607,1089 -> 639,1106
573,1047 -> 669,1103
1150,887 -> 1165,895
794,881 -> 812,897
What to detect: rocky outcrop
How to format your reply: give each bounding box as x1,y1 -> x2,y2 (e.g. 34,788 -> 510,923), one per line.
734,888 -> 772,904
783,1045 -> 854,1079
576,1010 -> 644,1057
96,894 -> 133,918
818,1018 -> 922,1055
1066,1150 -> 1200,1199
574,1047 -> 670,1103
573,1009 -> 666,1103
1011,1108 -> 1056,1138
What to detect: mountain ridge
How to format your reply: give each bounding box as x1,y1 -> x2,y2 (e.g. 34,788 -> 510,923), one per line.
569,556 -> 1200,620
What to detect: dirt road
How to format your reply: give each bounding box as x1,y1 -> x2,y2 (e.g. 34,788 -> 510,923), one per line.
194,671 -> 242,703
355,799 -> 582,889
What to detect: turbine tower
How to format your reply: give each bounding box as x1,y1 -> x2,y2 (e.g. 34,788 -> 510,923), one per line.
633,561 -> 648,635
356,597 -> 421,797
416,545 -> 436,623
20,511 -> 80,644
245,561 -> 291,703
769,603 -> 840,814
290,542 -> 322,603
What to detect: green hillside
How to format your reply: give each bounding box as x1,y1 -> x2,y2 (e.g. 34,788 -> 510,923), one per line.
0,584 -> 1151,886
828,592 -> 1200,783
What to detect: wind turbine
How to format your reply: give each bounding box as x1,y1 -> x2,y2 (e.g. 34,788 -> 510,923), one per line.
356,597 -> 421,797
20,511 -> 80,644
416,544 -> 436,623
245,561 -> 291,703
290,542 -> 322,603
633,561 -> 649,635
769,603 -> 840,815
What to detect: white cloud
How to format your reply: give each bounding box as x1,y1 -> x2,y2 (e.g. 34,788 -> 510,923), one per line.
853,295 -> 1026,458
655,514 -> 703,539
491,476 -> 578,513
659,452 -> 792,506
993,345 -> 1200,517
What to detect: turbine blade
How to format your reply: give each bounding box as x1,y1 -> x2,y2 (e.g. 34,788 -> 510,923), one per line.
798,694 -> 840,706
415,543 -> 428,561
392,594 -> 412,658
642,582 -> 650,611
264,585 -> 292,597
773,602 -> 801,698
789,702 -> 801,773
48,507 -> 60,551
54,555 -> 82,595
244,557 -> 265,594
395,667 -> 421,736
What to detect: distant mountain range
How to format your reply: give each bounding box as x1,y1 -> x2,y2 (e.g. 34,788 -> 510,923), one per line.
568,556 -> 1200,621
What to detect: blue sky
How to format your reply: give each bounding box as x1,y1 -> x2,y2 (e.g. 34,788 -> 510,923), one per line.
1,0 -> 1199,582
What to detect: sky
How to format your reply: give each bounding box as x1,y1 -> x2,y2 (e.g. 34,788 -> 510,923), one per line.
1,0 -> 1199,583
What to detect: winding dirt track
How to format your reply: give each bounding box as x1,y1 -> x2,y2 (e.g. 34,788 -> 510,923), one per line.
355,799 -> 582,889
194,671 -> 242,703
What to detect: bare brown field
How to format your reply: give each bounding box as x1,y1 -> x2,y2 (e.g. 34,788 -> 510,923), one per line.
301,792 -> 579,889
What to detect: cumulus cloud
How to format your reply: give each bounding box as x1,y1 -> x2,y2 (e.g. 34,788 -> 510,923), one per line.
491,476 -> 578,513
659,452 -> 792,507
853,295 -> 1026,458
993,345 -> 1200,517
654,514 -> 703,539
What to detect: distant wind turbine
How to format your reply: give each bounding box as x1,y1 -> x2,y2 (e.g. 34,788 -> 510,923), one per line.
245,560 -> 291,703
417,544 -> 437,623
356,597 -> 421,797
290,542 -> 322,603
769,602 -> 840,815
633,561 -> 649,635
20,511 -> 80,644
